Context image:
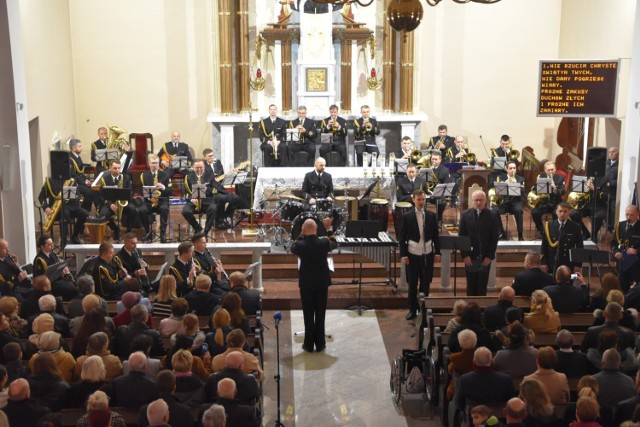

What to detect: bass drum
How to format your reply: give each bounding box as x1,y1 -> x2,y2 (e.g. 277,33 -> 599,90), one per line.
368,198 -> 390,232
393,201 -> 413,237
280,200 -> 304,221
291,212 -> 327,241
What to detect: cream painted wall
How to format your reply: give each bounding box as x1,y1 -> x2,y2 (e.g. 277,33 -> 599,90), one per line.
69,0 -> 214,159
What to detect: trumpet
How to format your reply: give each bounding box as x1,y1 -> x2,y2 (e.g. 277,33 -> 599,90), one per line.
328,117 -> 340,132
270,132 -> 279,160
363,119 -> 373,132
435,136 -> 446,150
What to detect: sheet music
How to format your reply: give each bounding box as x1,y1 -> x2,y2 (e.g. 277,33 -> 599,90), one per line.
91,171 -> 105,187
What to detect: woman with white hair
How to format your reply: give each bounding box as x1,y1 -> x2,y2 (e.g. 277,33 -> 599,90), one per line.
66,355 -> 112,408
76,390 -> 126,427
524,289 -> 561,334
446,329 -> 477,400
28,330 -> 76,381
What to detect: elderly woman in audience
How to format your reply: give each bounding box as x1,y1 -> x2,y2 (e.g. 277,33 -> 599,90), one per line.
172,349 -> 205,405
27,294 -> 70,337
593,289 -> 637,330
211,328 -> 263,381
74,332 -> 122,382
71,308 -> 114,358
563,375 -> 614,427
524,289 -> 561,334
447,302 -> 496,353
518,378 -> 556,427
121,334 -> 161,380
493,322 -> 538,378
221,292 -> 251,335
524,346 -> 570,405
27,352 -> 70,412
152,275 -> 178,318
446,329 -> 476,400
0,297 -> 27,338
586,328 -> 637,375
29,330 -> 75,382
444,299 -> 467,334
76,390 -> 126,427
159,297 -> 189,340
164,334 -> 210,381
206,308 -> 233,358
69,294 -> 115,337
66,355 -> 112,409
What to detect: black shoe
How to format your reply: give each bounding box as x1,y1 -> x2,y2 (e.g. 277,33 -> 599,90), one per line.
160,235 -> 167,243
113,229 -> 121,241
70,236 -> 82,244
316,345 -> 326,352
498,232 -> 506,240
142,231 -> 153,242
216,221 -> 229,230
302,345 -> 314,353
583,231 -> 591,240
405,311 -> 417,320
518,234 -> 524,241
194,226 -> 204,234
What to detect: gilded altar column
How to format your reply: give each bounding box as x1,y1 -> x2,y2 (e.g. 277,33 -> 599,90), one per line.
236,0 -> 250,112
281,40 -> 293,113
218,0 -> 233,113
382,0 -> 396,112
399,32 -> 414,113
340,40 -> 352,113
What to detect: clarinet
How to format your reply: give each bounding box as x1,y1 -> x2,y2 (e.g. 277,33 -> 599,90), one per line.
133,251 -> 150,290
206,248 -> 230,281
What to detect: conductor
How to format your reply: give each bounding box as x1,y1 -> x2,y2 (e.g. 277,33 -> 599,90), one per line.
290,216 -> 337,352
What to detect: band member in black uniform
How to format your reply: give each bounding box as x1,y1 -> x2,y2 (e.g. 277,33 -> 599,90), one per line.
115,233 -> 150,294
141,154 -> 171,243
0,239 -> 30,300
427,151 -> 452,221
491,161 -> 525,241
353,104 -> 380,166
429,124 -> 455,156
493,135 -> 512,159
259,104 -> 288,166
394,136 -> 414,161
203,148 -> 224,180
191,233 -> 230,297
540,202 -> 583,274
99,160 -> 141,241
319,105 -> 348,166
91,127 -> 109,173
444,135 -> 468,163
38,176 -> 88,244
399,190 -> 440,320
169,241 -> 200,297
158,131 -> 193,177
92,242 -> 132,300
531,161 -> 566,238
33,235 -> 77,301
290,216 -> 336,352
600,147 -> 619,232
182,160 -> 217,235
69,139 -> 100,212
302,157 -> 334,208
289,105 -> 317,167
459,190 -> 500,296
612,205 -> 640,292
396,164 -> 426,204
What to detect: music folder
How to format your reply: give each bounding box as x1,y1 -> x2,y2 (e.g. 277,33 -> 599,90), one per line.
244,261 -> 260,282
491,156 -> 506,170
286,128 -> 300,143
100,187 -> 131,202
571,176 -> 588,193
320,133 -> 332,144
46,260 -> 69,282
345,220 -> 381,239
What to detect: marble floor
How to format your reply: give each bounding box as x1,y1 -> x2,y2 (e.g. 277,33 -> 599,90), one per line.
260,309 -> 440,427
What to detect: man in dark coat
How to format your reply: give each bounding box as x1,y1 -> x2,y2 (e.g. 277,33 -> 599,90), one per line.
207,378 -> 260,427
229,271 -> 261,316
290,216 -> 337,352
4,379 -> 51,427
112,351 -> 159,407
138,370 -> 194,427
483,286 -> 517,332
319,104 -> 348,166
542,266 -> 588,313
395,164 -> 426,204
113,304 -> 164,359
581,302 -> 635,352
288,105 -> 317,166
205,352 -> 261,405
540,202 -> 584,274
612,204 -> 640,292
399,189 -> 440,320
554,329 -> 593,379
512,252 -> 554,297
459,190 -> 500,296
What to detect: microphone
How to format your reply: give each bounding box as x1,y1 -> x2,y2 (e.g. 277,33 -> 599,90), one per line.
273,311 -> 282,327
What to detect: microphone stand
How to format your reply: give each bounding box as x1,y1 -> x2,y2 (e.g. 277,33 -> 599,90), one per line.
274,315 -> 284,427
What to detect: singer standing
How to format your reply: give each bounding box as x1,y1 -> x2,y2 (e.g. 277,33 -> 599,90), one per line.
399,190 -> 440,320
290,216 -> 336,352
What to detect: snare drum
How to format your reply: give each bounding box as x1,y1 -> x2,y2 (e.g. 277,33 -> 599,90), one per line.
291,212 -> 327,240
393,201 -> 413,237
334,196 -> 358,220
316,198 -> 333,213
368,198 -> 390,232
280,200 -> 303,221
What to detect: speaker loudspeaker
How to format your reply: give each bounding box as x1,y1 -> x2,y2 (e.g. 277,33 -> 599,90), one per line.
586,147 -> 607,178
50,150 -> 71,180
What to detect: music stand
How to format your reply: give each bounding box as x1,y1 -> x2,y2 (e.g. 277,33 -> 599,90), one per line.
45,260 -> 69,282
491,156 -> 506,170
431,183 -> 455,228
395,159 -> 409,175
141,186 -> 161,242
536,178 -> 553,198
244,261 -> 261,284
191,183 -> 210,238
171,156 -> 189,172
571,176 -> 588,193
149,262 -> 168,292
320,133 -> 332,145
570,248 -> 610,294
345,220 -> 381,316
61,184 -> 78,250
77,256 -> 98,278
439,235 -> 471,296
286,128 -> 300,143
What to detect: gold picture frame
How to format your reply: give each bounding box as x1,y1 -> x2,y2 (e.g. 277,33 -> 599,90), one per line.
306,68 -> 327,92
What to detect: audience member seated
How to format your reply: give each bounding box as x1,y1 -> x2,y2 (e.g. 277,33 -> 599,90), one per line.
206,308 -> 233,358
0,296 -> 27,338
26,294 -> 70,337
448,302 -> 497,353
221,292 -> 251,336
76,390 -> 127,427
469,405 -> 501,427
207,378 -> 260,427
543,266 -> 589,313
201,404 -> 226,427
512,252 -> 554,297
159,298 -> 189,341
592,348 -> 636,412
145,399 -> 171,427
518,378 -> 556,426
555,329 -> 593,379
172,349 -> 205,405
74,332 -> 122,382
504,397 -> 527,426
592,289 -> 637,330
69,294 -> 115,337
71,308 -> 114,358
589,272 -> 623,312
18,276 -> 64,320
581,302 -> 635,352
493,322 -> 538,378
524,289 -> 561,334
571,396 -> 603,427
122,334 -> 162,380
0,313 -> 19,365
112,351 -> 159,407
444,299 -> 467,334
229,271 -> 261,316
66,274 -> 108,319
66,355 -> 111,409
211,329 -> 263,381
185,275 -> 220,317
493,307 -> 534,350
113,291 -> 154,329
447,329 -> 477,400
138,370 -> 193,427
27,352 -> 69,412
586,328 -> 637,375
113,304 -> 164,359
29,330 -> 75,382
170,314 -> 206,357
615,370 -> 640,425
4,378 -> 51,427
163,334 -> 210,382
484,286 -> 517,332
26,313 -> 56,358
205,351 -> 261,405
562,375 -> 614,427
3,342 -> 27,383
153,275 -> 178,318
0,366 -> 8,409
523,346 -> 569,405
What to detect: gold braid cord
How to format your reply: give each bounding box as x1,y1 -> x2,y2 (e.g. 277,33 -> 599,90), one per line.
98,265 -> 118,296
46,178 -> 61,200
169,266 -> 185,284
544,221 -> 559,249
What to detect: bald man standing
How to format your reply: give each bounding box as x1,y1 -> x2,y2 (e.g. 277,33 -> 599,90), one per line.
290,216 -> 337,352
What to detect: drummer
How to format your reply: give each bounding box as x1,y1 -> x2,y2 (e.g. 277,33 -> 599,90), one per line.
302,157 -> 334,210
396,163 -> 426,204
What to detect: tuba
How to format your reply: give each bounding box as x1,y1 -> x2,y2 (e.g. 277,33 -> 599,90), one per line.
107,124 -> 129,155
42,178 -> 75,234
526,189 -> 549,208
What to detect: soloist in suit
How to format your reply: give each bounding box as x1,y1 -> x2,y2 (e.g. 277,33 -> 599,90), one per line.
459,208 -> 500,296
531,173 -> 566,234
353,117 -> 380,166
288,118 -> 317,166
158,141 -> 193,176
612,220 -> 640,291
140,169 -> 172,241
601,159 -> 618,230
396,176 -> 427,204
319,116 -> 348,166
540,219 -> 583,273
259,116 -> 289,166
399,208 -> 440,312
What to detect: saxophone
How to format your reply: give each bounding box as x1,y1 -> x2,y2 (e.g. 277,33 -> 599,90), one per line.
116,176 -> 128,222
43,178 -> 75,234
195,175 -> 202,212
151,172 -> 159,208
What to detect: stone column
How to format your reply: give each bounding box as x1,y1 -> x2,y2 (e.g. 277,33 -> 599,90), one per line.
340,40 -> 352,113
218,0 -> 233,113
281,41 -> 293,113
382,0 -> 396,112
399,32 -> 414,114
236,0 -> 250,112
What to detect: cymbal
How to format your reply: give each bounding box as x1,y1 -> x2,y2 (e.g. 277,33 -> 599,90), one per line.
335,196 -> 356,201
265,196 -> 281,201
284,195 -> 304,202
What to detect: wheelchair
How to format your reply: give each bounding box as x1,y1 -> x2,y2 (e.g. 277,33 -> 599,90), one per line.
389,348 -> 430,404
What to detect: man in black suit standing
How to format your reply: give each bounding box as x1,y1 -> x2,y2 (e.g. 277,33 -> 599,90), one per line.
158,131 -> 193,177
612,204 -> 640,292
531,161 -> 566,238
399,189 -> 440,320
459,190 -> 500,296
396,164 -> 426,204
429,124 -> 455,156
140,154 -> 172,243
290,216 -> 336,352
511,252 -> 554,296
259,104 -> 288,166
540,202 -> 583,273
353,104 -> 380,166
288,105 -> 317,167
319,104 -> 348,166
600,146 -> 619,232
491,161 -> 526,241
